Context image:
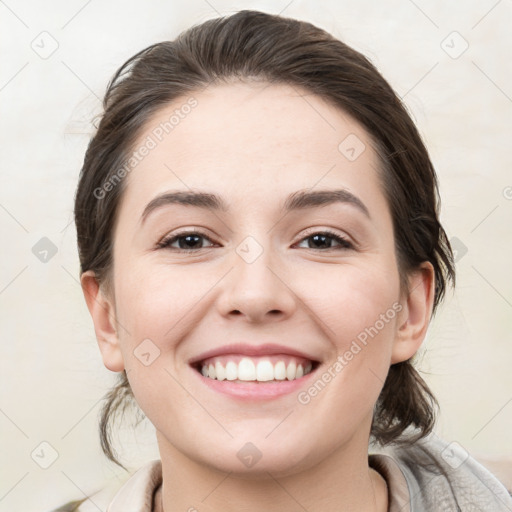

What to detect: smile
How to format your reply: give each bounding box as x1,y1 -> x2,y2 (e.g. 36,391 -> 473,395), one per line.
189,343 -> 322,399
196,355 -> 317,382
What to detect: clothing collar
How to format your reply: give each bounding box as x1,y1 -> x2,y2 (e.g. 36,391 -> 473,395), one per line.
107,459 -> 162,512
369,452 -> 411,512
106,455 -> 408,512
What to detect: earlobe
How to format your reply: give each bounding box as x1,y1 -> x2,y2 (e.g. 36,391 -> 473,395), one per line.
391,262 -> 435,365
80,270 -> 125,372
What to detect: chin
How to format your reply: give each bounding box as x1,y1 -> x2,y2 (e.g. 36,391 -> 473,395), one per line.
192,435 -> 318,479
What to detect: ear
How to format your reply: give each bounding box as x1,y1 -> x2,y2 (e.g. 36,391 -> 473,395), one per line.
80,270 -> 125,372
391,262 -> 435,364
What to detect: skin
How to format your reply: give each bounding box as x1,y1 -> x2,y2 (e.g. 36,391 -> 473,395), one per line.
81,81 -> 435,512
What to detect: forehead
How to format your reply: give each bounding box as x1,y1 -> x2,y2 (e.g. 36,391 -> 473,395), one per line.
116,81 -> 386,224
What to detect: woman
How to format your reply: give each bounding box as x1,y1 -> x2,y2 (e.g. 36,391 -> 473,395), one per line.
68,9 -> 512,512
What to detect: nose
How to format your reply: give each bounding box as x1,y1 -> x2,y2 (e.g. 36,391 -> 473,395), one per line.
216,240 -> 297,323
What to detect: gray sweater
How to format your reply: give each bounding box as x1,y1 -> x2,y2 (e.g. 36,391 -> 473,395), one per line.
368,432 -> 512,511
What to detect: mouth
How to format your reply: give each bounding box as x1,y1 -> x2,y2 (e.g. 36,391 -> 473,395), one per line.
188,343 -> 322,399
191,355 -> 320,383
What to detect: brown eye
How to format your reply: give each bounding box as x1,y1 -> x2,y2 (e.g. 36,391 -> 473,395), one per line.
157,231 -> 215,251
296,230 -> 354,251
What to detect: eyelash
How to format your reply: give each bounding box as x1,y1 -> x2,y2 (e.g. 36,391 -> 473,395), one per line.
156,229 -> 354,252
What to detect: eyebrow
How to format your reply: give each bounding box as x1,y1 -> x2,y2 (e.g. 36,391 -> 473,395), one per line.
140,188 -> 371,225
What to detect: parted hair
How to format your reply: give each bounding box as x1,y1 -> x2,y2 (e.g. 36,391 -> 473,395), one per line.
74,9 -> 455,470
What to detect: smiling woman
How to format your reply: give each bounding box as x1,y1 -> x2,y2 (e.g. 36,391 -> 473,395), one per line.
64,9 -> 512,512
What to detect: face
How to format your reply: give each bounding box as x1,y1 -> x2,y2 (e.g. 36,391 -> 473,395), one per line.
84,81 -> 432,477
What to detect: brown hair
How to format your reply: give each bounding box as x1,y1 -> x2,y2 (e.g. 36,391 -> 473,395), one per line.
74,9 -> 455,470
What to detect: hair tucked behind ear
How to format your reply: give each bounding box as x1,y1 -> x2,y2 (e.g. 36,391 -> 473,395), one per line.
75,10 -> 455,469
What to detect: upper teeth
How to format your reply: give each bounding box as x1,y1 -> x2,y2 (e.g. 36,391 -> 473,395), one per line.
201,357 -> 313,382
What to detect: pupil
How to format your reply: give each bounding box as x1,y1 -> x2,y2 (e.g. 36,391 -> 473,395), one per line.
311,234 -> 329,249
180,235 -> 201,249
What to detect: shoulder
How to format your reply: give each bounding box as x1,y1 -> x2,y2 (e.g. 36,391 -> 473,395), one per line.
48,460 -> 162,512
106,459 -> 162,511
374,432 -> 512,511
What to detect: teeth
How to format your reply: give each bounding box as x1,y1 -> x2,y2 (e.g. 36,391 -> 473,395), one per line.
215,361 -> 226,381
200,357 -> 314,382
238,358 -> 256,381
256,360 -> 274,381
286,362 -> 296,380
226,361 -> 238,380
274,361 -> 286,380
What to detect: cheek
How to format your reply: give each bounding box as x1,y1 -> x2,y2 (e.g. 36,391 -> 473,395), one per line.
297,259 -> 400,393
111,263 -> 219,409
298,256 -> 401,339
297,267 -> 399,442
114,261 -> 205,346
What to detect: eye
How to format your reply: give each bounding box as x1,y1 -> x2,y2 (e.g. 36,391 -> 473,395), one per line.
156,229 -> 354,252
295,230 -> 354,251
156,230 -> 216,251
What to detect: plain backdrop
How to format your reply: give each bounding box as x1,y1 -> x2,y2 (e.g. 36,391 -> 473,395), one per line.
1,0 -> 511,510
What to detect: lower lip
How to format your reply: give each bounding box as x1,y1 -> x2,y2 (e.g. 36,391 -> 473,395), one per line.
191,366 -> 318,400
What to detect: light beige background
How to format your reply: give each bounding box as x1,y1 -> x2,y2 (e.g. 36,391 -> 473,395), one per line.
1,0 -> 511,510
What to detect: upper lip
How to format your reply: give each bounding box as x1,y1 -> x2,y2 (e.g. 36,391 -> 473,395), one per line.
188,343 -> 321,365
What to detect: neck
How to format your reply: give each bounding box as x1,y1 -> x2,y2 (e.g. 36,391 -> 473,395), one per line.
156,431 -> 388,512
